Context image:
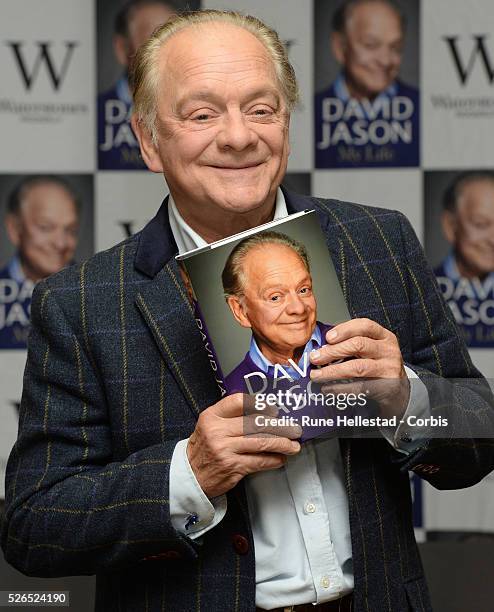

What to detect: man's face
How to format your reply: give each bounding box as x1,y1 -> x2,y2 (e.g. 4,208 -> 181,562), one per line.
126,3 -> 175,60
6,182 -> 79,282
443,179 -> 494,279
332,1 -> 404,100
230,244 -> 317,361
137,23 -> 290,222
116,3 -> 175,68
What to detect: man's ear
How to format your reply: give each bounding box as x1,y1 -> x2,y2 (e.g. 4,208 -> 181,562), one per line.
226,296 -> 251,329
131,115 -> 164,173
5,214 -> 21,247
441,210 -> 457,244
331,32 -> 346,65
113,34 -> 129,68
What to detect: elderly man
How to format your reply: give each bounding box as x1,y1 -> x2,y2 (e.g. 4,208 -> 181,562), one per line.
315,0 -> 419,168
98,0 -> 176,169
0,175 -> 80,348
434,171 -> 494,347
2,10 -> 494,612
222,231 -> 332,394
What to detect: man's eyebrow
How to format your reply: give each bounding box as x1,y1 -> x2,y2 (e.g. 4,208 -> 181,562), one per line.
259,274 -> 312,292
175,87 -> 281,111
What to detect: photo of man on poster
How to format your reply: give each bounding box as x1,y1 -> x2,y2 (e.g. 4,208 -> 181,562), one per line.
97,0 -> 178,169
314,0 -> 419,168
0,175 -> 92,349
433,171 -> 494,348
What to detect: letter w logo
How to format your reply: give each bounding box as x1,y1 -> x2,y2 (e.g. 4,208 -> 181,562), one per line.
6,41 -> 78,90
443,35 -> 494,86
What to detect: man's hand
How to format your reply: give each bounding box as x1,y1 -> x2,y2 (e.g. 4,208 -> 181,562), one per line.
187,394 -> 301,499
309,318 -> 410,418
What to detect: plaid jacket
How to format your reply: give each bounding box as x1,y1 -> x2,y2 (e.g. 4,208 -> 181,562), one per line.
2,190 -> 494,612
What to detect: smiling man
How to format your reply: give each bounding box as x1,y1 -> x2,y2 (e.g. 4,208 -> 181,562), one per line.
315,0 -> 420,168
2,10 -> 494,612
0,175 -> 79,348
98,0 -> 176,169
222,231 -> 330,394
434,171 -> 494,348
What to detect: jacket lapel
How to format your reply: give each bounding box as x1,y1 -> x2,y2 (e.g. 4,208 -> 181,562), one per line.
283,188 -> 352,314
134,199 -> 221,417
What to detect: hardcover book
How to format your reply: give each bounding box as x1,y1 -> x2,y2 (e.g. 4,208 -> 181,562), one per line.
176,210 -> 358,442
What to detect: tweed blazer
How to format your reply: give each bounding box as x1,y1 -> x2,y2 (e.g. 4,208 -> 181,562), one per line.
2,189 -> 494,612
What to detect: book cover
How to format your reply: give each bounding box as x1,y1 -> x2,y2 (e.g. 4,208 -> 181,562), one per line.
177,210 -> 354,441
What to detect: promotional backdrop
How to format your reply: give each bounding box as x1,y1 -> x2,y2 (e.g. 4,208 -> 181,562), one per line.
1,0 -> 493,538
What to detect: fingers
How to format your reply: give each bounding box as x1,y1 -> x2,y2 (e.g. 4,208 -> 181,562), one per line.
309,319 -> 403,380
239,452 -> 292,474
311,358 -> 380,381
220,411 -> 302,439
310,335 -> 381,365
208,393 -> 246,417
235,435 -> 301,456
324,318 -> 391,343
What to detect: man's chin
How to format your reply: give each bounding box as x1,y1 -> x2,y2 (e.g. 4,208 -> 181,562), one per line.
211,190 -> 273,215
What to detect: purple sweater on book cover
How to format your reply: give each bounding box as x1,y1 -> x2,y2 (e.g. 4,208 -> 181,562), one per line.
224,321 -> 333,394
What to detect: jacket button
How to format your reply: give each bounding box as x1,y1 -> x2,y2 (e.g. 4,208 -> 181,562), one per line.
232,534 -> 249,555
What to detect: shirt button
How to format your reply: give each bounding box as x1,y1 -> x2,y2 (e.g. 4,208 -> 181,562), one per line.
320,576 -> 330,589
305,502 -> 316,514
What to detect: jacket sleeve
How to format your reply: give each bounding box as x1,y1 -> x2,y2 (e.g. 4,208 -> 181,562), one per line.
1,279 -> 200,577
393,212 -> 494,489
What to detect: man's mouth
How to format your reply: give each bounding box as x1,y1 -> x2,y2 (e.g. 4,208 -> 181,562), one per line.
209,162 -> 263,170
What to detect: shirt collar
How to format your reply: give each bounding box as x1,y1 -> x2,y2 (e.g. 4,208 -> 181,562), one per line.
116,75 -> 132,106
7,254 -> 27,284
444,250 -> 494,284
334,72 -> 397,104
249,324 -> 323,378
168,188 -> 289,255
443,251 -> 461,281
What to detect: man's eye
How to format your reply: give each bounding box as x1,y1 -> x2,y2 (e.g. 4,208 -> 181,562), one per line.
193,113 -> 211,121
251,107 -> 272,117
269,295 -> 281,302
299,286 -> 311,295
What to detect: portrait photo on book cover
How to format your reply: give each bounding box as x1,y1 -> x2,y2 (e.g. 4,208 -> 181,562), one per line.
0,174 -> 94,350
178,212 -> 349,397
314,0 -> 420,169
424,170 -> 494,349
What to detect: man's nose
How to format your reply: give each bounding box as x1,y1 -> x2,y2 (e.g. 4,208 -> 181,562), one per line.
52,231 -> 70,251
216,110 -> 258,151
376,48 -> 395,68
285,292 -> 306,314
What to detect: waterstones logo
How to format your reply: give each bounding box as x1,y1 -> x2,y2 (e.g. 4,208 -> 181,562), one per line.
6,41 -> 78,91
430,35 -> 494,117
1,41 -> 87,123
443,35 -> 494,86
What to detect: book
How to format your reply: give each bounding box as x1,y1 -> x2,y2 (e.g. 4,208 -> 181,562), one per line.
176,210 -> 353,441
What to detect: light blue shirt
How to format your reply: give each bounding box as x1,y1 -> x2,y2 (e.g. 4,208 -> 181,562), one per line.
168,189 -> 429,608
442,251 -> 494,292
6,254 -> 27,285
115,75 -> 132,106
249,325 -> 322,380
